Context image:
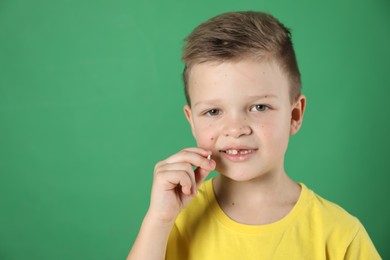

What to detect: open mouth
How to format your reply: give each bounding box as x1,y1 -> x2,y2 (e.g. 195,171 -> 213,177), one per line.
220,149 -> 255,155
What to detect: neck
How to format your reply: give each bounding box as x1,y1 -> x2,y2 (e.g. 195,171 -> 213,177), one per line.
212,169 -> 301,225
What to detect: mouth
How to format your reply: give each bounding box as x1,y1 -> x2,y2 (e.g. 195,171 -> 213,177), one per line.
220,149 -> 256,155
218,147 -> 258,162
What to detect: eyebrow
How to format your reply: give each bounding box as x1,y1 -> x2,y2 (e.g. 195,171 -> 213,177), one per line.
248,94 -> 278,100
193,94 -> 278,107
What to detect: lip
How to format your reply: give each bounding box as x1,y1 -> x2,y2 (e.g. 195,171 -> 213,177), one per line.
218,145 -> 258,162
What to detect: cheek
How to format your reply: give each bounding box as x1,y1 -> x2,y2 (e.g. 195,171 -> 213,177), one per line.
193,124 -> 218,148
260,120 -> 290,149
196,134 -> 217,148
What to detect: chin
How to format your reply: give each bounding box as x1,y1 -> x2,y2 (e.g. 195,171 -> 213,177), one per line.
216,166 -> 268,183
215,154 -> 284,181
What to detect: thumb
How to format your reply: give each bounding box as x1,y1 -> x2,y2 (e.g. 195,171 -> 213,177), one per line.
194,159 -> 216,187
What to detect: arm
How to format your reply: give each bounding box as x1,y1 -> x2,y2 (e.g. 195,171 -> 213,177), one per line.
127,148 -> 216,260
126,212 -> 174,260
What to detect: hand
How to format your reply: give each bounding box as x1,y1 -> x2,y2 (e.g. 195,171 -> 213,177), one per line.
147,147 -> 216,224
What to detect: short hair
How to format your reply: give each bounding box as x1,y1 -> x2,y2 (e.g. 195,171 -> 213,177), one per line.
182,11 -> 301,106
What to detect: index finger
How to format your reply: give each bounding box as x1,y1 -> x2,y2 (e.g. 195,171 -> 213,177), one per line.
164,148 -> 213,171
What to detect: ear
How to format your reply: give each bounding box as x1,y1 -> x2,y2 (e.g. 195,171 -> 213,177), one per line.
184,105 -> 197,139
290,94 -> 306,135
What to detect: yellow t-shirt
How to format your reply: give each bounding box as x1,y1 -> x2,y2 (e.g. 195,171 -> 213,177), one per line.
166,179 -> 381,259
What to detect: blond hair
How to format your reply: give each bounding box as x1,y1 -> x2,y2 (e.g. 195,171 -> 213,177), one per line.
182,11 -> 301,106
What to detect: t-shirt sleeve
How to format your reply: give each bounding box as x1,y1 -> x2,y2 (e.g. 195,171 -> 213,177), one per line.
344,221 -> 382,260
165,223 -> 188,260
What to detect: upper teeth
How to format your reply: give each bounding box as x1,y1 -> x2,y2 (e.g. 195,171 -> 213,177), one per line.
225,149 -> 252,155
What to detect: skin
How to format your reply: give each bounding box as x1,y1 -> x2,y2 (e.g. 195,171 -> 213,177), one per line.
184,59 -> 306,224
127,58 -> 306,259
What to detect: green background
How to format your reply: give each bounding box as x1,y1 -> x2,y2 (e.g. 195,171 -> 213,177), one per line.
1,0 -> 389,259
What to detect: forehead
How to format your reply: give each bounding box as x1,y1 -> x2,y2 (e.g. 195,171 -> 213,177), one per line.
187,59 -> 290,103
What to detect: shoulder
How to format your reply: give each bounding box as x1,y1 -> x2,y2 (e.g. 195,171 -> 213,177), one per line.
303,183 -> 358,223
308,185 -> 355,216
301,184 -> 381,258
301,183 -> 362,240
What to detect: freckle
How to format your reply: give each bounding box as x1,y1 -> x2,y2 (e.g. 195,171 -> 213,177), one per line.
232,202 -> 235,206
210,137 -> 214,141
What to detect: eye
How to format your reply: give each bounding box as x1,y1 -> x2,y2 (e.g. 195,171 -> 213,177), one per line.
250,104 -> 269,112
205,109 -> 221,116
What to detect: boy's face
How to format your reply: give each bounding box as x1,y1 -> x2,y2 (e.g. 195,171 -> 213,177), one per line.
184,59 -> 305,182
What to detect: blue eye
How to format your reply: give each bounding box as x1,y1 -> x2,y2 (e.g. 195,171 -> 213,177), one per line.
251,105 -> 268,112
206,109 -> 220,116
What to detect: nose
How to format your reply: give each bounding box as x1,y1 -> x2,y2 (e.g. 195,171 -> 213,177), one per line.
222,116 -> 252,138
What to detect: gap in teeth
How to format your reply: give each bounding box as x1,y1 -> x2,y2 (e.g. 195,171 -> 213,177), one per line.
225,149 -> 251,155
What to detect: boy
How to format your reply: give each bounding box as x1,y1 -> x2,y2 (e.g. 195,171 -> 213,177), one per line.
128,11 -> 381,259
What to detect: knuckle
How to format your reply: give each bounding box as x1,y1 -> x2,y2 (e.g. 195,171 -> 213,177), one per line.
154,170 -> 173,184
179,149 -> 189,156
154,168 -> 165,179
186,165 -> 195,176
154,160 -> 166,172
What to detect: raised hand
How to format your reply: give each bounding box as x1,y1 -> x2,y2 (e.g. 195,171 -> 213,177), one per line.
148,147 -> 216,224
